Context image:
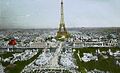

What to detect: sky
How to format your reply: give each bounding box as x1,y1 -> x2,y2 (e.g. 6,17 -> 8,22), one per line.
0,0 -> 120,29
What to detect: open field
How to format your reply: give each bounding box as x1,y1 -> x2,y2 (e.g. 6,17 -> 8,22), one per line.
73,47 -> 120,73
0,51 -> 22,59
0,49 -> 42,73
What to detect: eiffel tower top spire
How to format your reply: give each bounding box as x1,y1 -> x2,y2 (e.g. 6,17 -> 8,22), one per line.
59,0 -> 66,32
60,0 -> 65,24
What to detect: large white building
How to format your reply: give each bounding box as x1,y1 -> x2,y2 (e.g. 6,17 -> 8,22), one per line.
73,34 -> 118,48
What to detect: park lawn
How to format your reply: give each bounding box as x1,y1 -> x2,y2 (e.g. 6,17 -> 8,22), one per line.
73,47 -> 120,73
5,49 -> 42,73
0,52 -> 20,59
75,47 -> 120,56
81,58 -> 120,73
73,49 -> 86,73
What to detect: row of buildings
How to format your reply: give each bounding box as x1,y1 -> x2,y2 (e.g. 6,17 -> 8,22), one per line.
0,29 -> 119,49
0,30 -> 58,49
71,32 -> 118,48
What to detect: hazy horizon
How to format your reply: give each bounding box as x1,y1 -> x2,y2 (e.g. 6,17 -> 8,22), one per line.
0,0 -> 120,29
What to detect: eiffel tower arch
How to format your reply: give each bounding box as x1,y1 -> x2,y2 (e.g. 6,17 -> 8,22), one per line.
56,0 -> 69,39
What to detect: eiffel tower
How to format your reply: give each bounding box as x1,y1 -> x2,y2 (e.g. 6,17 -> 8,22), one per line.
56,0 -> 69,39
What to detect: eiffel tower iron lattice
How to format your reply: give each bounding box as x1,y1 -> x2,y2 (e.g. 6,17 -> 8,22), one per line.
56,0 -> 69,39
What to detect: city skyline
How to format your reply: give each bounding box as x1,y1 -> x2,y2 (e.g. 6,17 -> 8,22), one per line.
0,0 -> 120,29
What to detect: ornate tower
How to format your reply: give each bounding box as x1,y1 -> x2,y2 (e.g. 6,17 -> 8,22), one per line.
56,0 -> 69,39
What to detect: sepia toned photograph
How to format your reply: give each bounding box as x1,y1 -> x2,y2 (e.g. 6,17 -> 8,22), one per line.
0,0 -> 120,73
